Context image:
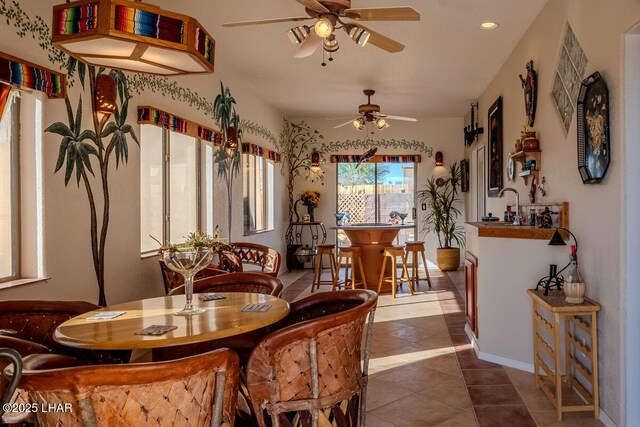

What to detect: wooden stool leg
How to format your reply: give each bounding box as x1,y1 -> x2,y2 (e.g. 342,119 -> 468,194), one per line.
391,257 -> 397,299
329,253 -> 338,290
334,255 -> 345,292
410,250 -> 418,290
402,253 -> 413,295
312,252 -> 322,293
377,256 -> 388,294
349,256 -> 356,290
357,254 -> 368,289
421,250 -> 432,287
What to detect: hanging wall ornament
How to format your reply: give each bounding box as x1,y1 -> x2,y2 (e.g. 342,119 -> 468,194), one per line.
519,60 -> 538,127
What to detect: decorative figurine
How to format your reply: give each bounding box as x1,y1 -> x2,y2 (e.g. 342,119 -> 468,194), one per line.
519,60 -> 538,127
355,147 -> 377,169
539,207 -> 553,228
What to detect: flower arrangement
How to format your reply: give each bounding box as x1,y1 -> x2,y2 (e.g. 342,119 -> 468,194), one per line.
300,190 -> 321,207
151,228 -> 233,255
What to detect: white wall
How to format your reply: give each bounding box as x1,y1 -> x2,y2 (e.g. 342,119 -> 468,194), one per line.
465,1 -> 640,424
293,118 -> 464,263
0,1 -> 287,305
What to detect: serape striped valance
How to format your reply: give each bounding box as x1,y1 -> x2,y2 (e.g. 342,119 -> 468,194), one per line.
0,52 -> 66,99
114,5 -> 184,44
138,106 -> 280,162
54,2 -> 98,35
242,142 -> 281,163
330,154 -> 421,163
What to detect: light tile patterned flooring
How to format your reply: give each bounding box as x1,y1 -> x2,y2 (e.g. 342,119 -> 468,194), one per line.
280,265 -> 604,427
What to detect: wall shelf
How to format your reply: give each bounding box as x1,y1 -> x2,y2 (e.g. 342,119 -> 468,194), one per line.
510,149 -> 541,185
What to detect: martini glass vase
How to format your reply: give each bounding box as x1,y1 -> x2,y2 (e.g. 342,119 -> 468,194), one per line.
162,247 -> 213,316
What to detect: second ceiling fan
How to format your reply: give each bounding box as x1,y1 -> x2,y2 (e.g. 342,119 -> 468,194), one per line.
223,0 -> 420,63
332,89 -> 418,131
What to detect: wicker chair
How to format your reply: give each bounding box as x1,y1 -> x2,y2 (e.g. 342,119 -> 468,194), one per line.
5,349 -> 240,427
169,272 -> 284,297
159,260 -> 232,294
0,348 -> 21,419
246,289 -> 377,427
230,242 -> 281,277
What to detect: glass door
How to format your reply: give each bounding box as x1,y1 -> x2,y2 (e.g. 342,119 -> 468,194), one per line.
376,162 -> 416,245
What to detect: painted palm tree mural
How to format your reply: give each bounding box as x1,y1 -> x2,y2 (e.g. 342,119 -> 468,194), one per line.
46,63 -> 138,306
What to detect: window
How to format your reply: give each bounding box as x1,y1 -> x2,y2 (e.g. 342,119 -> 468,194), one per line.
0,92 -> 45,283
140,126 -> 201,253
243,153 -> 274,234
0,100 -> 17,281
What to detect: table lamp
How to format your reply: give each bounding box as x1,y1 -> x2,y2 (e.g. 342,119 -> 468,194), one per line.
536,227 -> 579,295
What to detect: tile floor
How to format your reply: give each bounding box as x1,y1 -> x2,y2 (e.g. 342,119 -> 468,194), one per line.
280,264 -> 604,427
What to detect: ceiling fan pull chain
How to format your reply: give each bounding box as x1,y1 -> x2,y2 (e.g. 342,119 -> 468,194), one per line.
321,48 -> 327,67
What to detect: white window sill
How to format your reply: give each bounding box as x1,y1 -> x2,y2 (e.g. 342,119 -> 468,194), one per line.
0,277 -> 51,291
244,228 -> 275,237
141,252 -> 160,260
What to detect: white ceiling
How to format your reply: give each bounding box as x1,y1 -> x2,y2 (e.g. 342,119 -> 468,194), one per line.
157,0 -> 548,118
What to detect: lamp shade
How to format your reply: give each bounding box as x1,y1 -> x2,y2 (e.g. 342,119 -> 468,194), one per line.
548,228 -> 567,246
52,0 -> 215,76
310,150 -> 321,170
225,126 -> 239,151
435,151 -> 444,166
94,73 -> 116,114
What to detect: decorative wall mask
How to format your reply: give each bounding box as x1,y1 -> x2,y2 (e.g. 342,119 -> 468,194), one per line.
577,72 -> 610,184
519,60 -> 538,127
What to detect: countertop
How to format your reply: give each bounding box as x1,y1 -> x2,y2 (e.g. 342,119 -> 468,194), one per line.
330,223 -> 415,231
465,222 -> 566,240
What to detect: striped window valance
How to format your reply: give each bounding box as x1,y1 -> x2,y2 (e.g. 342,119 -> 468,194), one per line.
330,154 -> 421,163
242,142 -> 281,163
138,106 -> 280,162
0,51 -> 66,98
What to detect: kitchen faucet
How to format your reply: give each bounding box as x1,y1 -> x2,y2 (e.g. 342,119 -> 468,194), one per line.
499,188 -> 521,225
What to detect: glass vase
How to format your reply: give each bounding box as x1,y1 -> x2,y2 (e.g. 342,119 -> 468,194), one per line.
162,247 -> 213,316
307,205 -> 315,222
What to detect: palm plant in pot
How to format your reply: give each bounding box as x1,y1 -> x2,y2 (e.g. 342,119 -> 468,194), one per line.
418,162 -> 465,271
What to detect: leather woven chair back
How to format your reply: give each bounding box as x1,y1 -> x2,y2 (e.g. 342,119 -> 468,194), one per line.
11,349 -> 240,427
230,243 -> 281,277
247,290 -> 377,427
0,300 -> 129,364
169,272 -> 284,297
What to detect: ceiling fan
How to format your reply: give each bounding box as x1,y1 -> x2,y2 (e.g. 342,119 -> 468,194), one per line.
332,89 -> 418,130
223,0 -> 420,64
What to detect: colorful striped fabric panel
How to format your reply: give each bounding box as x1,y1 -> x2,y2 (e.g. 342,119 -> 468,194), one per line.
242,143 -> 281,163
55,3 -> 98,35
138,107 -> 187,133
195,26 -> 214,64
198,125 -> 223,145
330,154 -> 421,163
0,53 -> 66,98
114,5 -> 184,44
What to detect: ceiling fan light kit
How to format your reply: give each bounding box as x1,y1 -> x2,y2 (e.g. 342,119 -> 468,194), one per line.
375,117 -> 388,129
287,25 -> 311,44
52,0 -> 216,75
353,117 -> 366,130
314,17 -> 335,37
347,25 -> 371,46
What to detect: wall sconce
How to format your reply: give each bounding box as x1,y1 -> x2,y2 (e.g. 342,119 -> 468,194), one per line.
310,150 -> 321,171
94,74 -> 116,115
435,151 -> 444,166
225,126 -> 239,152
464,102 -> 484,146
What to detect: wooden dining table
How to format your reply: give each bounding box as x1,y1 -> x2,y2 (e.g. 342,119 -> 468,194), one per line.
54,292 -> 290,351
331,223 -> 415,294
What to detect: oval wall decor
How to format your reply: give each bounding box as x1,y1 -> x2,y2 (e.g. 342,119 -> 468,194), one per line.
577,72 -> 610,184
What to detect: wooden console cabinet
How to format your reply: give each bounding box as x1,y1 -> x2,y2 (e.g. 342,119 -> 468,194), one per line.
464,252 -> 478,337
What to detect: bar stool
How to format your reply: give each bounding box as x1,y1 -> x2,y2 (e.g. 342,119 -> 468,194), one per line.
311,244 -> 338,293
405,241 -> 432,289
377,246 -> 413,298
335,246 -> 368,291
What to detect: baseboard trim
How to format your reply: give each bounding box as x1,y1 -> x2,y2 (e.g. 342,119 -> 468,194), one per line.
477,351 -> 535,373
598,408 -> 617,427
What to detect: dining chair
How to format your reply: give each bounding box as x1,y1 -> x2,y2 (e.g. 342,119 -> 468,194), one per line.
4,348 -> 240,427
229,242 -> 282,277
168,271 -> 284,297
246,289 -> 378,427
0,348 -> 21,419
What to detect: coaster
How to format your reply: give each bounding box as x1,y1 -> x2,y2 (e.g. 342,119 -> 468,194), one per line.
199,294 -> 226,302
86,311 -> 125,320
242,304 -> 271,312
135,325 -> 177,336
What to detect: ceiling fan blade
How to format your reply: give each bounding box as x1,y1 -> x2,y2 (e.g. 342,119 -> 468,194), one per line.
295,32 -> 322,58
344,7 -> 420,21
385,115 -> 418,122
327,116 -> 359,121
296,0 -> 330,13
335,119 -> 358,129
358,25 -> 405,53
223,17 -> 311,27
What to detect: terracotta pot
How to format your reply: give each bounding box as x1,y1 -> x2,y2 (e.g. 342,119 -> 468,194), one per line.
523,131 -> 539,150
436,248 -> 460,271
564,281 -> 586,304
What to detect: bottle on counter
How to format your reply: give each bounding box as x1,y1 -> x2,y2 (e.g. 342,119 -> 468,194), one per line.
564,245 -> 585,304
530,209 -> 536,226
504,211 -> 509,222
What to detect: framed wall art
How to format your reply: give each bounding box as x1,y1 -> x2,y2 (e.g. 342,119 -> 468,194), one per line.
487,96 -> 503,197
577,71 -> 610,183
460,159 -> 470,192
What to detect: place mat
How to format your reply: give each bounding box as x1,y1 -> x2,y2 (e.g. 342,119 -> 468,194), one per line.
135,325 -> 177,336
199,294 -> 226,302
242,303 -> 271,312
87,311 -> 125,320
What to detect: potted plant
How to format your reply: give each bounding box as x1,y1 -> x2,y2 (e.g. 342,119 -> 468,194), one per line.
418,162 -> 465,271
300,190 -> 321,221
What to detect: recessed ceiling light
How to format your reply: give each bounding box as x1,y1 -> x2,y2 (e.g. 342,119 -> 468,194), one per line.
481,22 -> 499,30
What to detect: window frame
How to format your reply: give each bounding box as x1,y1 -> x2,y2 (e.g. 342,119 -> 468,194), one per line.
0,99 -> 20,283
243,152 -> 274,236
